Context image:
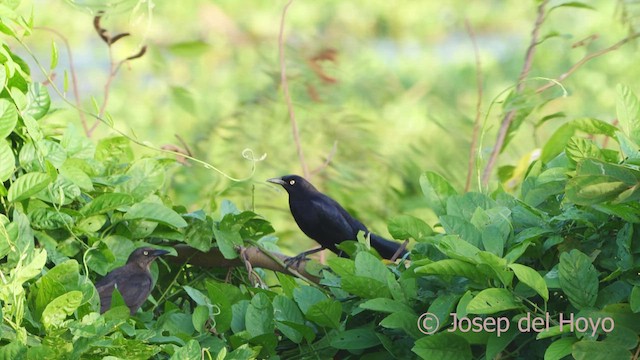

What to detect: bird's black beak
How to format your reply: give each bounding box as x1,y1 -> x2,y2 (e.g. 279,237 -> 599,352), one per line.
151,249 -> 170,257
267,177 -> 285,186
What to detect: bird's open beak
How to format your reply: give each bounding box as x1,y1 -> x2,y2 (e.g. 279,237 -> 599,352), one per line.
267,177 -> 285,185
151,249 -> 170,257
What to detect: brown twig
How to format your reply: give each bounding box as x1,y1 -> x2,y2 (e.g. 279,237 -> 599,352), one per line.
464,19 -> 484,192
535,32 -> 640,94
169,244 -> 322,284
33,27 -> 89,134
278,0 -> 310,179
86,14 -> 147,138
481,1 -> 548,187
311,140 -> 338,176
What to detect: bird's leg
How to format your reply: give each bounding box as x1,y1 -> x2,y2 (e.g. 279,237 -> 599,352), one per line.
284,246 -> 325,269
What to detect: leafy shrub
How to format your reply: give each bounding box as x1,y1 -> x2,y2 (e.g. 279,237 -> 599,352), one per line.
1,1 -> 640,360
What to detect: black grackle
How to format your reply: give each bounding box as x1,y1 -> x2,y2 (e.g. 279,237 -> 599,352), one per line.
95,247 -> 169,315
268,175 -> 408,264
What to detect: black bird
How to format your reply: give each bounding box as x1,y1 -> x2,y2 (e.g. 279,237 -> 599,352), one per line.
95,247 -> 169,315
267,175 -> 408,264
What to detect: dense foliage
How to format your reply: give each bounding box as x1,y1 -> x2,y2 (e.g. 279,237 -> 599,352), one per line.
1,1 -> 640,359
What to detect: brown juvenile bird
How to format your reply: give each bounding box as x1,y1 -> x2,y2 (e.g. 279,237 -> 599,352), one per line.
268,175 -> 408,264
95,247 -> 169,315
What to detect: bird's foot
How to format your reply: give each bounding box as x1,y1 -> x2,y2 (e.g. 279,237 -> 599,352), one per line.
284,253 -> 309,270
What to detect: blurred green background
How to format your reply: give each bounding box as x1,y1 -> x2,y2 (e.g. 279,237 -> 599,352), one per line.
17,0 -> 639,255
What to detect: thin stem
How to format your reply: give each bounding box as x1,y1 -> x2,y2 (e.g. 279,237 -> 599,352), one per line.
464,19 -> 483,192
481,0 -> 548,188
278,0 -> 310,179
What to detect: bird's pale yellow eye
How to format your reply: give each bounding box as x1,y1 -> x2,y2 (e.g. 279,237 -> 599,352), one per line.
143,250 -> 149,256
289,180 -> 295,185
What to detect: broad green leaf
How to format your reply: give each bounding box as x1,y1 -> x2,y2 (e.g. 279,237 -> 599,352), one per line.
559,249 -> 598,309
80,193 -> 135,216
293,286 -> 327,314
439,217 -> 482,249
0,99 -> 18,138
123,202 -> 187,228
25,83 -> 50,120
565,137 -> 602,164
115,158 -> 165,201
59,163 -> 93,191
0,139 -> 15,182
329,328 -> 380,350
487,326 -> 519,360
184,216 -> 214,252
306,299 -> 341,329
192,305 -> 209,333
273,295 -> 305,343
447,192 -> 497,219
572,340 -> 631,360
32,259 -> 81,319
616,83 -> 640,143
7,172 -> 51,202
544,337 -> 577,360
616,131 -> 640,165
379,311 -> 422,339
477,251 -> 513,286
412,332 -> 472,360
420,171 -> 457,216
466,288 -> 522,314
95,136 -> 134,163
327,257 -> 355,277
360,298 -> 415,315
212,225 -> 242,259
42,290 -> 83,331
630,286 -> 640,313
245,293 -> 274,337
341,275 -> 391,299
540,118 -> 617,163
509,264 -> 549,301
387,215 -> 432,241
355,251 -> 390,281
205,282 -> 235,333
29,207 -> 74,230
12,248 -> 47,286
415,259 -> 484,283
436,235 -> 481,263
170,339 -> 200,360
566,159 -> 640,205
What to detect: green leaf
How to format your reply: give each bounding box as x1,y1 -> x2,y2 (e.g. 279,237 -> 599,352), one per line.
566,159 -> 640,205
59,162 -> 93,191
170,339 -> 201,360
387,215 -> 432,240
572,340 -> 631,360
305,299 -> 341,329
629,286 -> 640,313
540,118 -> 617,163
42,291 -> 83,331
80,193 -> 135,216
192,305 -> 209,333
123,202 -> 187,228
7,172 -> 51,202
25,83 -> 50,120
360,298 -> 415,315
544,337 -> 577,360
559,249 -> 599,309
12,248 -> 47,286
412,332 -> 472,360
616,83 -> 640,143
379,311 -> 422,339
115,158 -> 165,201
329,328 -> 380,350
415,259 -> 484,283
0,99 -> 18,138
341,275 -> 391,299
273,295 -> 305,343
293,286 -> 327,314
245,293 -> 274,337
355,251 -> 390,281
420,171 -> 457,216
616,131 -> 640,165
566,137 -> 602,164
50,40 -> 58,69
509,263 -> 549,301
466,288 -> 522,314
0,139 -> 15,182
212,225 -> 242,259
